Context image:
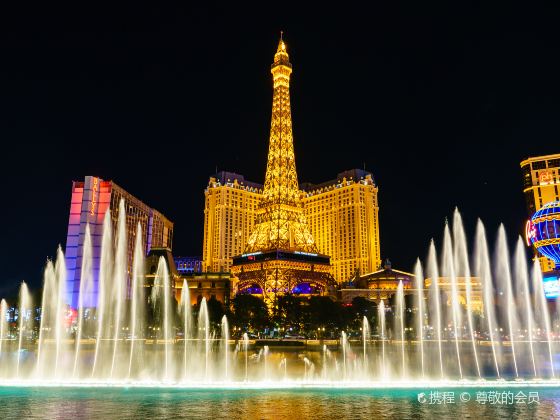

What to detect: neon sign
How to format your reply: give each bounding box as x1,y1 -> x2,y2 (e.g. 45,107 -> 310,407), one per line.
525,219 -> 536,246
90,177 -> 98,216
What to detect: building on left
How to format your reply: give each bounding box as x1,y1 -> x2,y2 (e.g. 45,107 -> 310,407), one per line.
65,176 -> 174,308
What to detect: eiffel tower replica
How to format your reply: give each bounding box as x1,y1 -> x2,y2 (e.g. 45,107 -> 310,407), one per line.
231,35 -> 336,310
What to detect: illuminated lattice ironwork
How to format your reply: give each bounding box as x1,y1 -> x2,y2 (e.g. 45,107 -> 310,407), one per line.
244,37 -> 317,254
232,36 -> 336,309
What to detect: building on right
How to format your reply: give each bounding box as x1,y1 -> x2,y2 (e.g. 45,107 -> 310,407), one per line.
521,153 -> 560,272
301,169 -> 381,282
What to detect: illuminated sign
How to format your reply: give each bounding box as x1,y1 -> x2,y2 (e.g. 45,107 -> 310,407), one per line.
90,177 -> 98,216
241,252 -> 262,258
525,219 -> 536,246
543,273 -> 560,299
294,251 -> 318,257
539,170 -> 554,185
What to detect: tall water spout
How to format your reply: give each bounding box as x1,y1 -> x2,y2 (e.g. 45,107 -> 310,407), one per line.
128,223 -> 144,379
378,301 -> 386,378
36,261 -> 56,378
110,200 -> 127,379
532,262 -> 556,378
152,256 -> 173,381
442,225 -> 463,379
198,297 -> 210,381
73,224 -> 93,378
179,280 -> 191,380
163,258 -> 173,381
495,225 -> 519,378
54,247 -> 67,379
92,211 -> 113,378
414,259 -> 425,378
16,281 -> 31,378
427,241 -> 444,378
243,332 -> 249,381
362,316 -> 370,373
453,209 -> 480,378
514,238 -> 537,378
221,315 -> 229,380
396,281 -> 406,378
474,220 -> 501,377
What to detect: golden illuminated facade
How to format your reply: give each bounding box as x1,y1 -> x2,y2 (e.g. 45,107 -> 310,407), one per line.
521,153 -> 560,272
230,36 -> 336,308
301,169 -> 381,282
202,172 -> 262,272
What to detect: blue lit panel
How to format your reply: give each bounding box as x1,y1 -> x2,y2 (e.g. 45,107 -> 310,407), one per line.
543,273 -> 560,300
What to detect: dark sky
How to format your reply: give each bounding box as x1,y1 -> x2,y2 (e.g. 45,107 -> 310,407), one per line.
1,3 -> 559,294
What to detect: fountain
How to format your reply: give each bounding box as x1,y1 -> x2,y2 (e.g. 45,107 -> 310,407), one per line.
378,301 -> 386,378
0,205 -> 559,388
128,223 -> 145,379
180,279 -> 191,380
362,316 -> 369,373
395,281 -> 406,378
16,281 -> 31,378
414,260 -> 425,378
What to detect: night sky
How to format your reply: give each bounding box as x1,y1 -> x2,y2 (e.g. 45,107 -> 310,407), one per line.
1,4 -> 559,295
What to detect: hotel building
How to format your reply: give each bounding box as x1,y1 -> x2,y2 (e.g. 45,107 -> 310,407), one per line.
65,176 -> 174,307
301,169 -> 381,282
521,153 -> 560,272
202,169 -> 380,283
202,171 -> 263,273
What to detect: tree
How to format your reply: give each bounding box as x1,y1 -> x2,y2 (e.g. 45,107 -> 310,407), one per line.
274,294 -> 305,332
307,296 -> 350,335
231,294 -> 269,332
205,296 -> 225,329
349,297 -> 377,330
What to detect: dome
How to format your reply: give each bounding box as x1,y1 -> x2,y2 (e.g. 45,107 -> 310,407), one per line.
530,201 -> 560,266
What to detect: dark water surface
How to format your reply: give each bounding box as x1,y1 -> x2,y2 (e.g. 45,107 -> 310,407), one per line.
0,386 -> 559,419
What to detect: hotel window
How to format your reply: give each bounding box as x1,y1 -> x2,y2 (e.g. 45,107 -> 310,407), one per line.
532,161 -> 546,170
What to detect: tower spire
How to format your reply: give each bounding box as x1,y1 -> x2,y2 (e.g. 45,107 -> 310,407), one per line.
244,35 -> 317,253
